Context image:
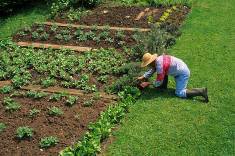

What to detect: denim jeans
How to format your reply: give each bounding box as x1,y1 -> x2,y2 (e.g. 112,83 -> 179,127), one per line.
174,72 -> 190,98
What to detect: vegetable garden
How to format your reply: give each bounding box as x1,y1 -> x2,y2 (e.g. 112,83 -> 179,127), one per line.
0,0 -> 191,155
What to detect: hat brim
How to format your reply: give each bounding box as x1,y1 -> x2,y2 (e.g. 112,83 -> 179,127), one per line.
141,54 -> 158,68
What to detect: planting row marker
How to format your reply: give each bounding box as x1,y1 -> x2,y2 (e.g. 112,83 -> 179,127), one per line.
0,80 -> 11,88
135,8 -> 150,21
42,22 -> 151,32
21,85 -> 118,100
16,42 -> 96,52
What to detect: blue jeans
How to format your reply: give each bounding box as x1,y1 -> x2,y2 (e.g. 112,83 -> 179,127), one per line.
174,72 -> 190,98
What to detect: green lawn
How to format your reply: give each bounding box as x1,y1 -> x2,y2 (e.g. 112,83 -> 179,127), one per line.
106,0 -> 235,155
0,3 -> 49,39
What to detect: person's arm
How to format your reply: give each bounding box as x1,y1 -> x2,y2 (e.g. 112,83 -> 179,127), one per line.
143,68 -> 155,79
153,73 -> 164,87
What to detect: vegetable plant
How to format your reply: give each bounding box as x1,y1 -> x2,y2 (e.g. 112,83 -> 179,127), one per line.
26,91 -> 48,99
50,24 -> 58,33
55,34 -> 63,40
65,96 -> 78,106
3,97 -> 21,112
0,123 -> 6,133
32,31 -> 40,39
83,98 -> 95,107
16,126 -> 33,139
29,108 -> 41,118
40,32 -> 49,41
41,77 -> 56,88
99,31 -> 109,40
39,136 -> 59,148
115,30 -> 125,40
48,106 -> 63,116
49,93 -> 64,101
0,85 -> 13,94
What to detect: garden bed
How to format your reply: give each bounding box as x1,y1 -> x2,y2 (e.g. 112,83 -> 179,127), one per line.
0,92 -> 113,155
51,6 -> 190,28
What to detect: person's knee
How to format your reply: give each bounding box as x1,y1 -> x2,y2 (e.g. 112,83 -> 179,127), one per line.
175,90 -> 186,98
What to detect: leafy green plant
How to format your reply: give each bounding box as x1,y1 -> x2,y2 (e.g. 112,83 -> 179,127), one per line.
55,34 -> 63,40
97,75 -> 108,83
115,30 -> 125,40
63,35 -> 73,41
36,26 -> 44,33
3,97 -> 21,112
0,85 -> 13,94
85,31 -> 96,40
60,29 -> 70,35
74,28 -> 83,37
10,91 -> 25,97
65,96 -> 78,106
0,123 -> 6,133
39,136 -> 59,148
49,93 -> 64,101
105,37 -> 114,43
50,24 -> 58,33
17,31 -> 27,36
41,77 -> 56,88
83,98 -> 95,107
29,108 -> 41,118
48,106 -> 63,116
16,126 -> 33,139
26,91 -> 48,99
41,32 -> 49,41
12,71 -> 31,88
91,24 -> 98,31
99,31 -> 109,40
32,31 -> 40,39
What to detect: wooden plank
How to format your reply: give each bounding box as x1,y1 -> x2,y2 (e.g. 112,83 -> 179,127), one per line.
42,22 -> 150,32
16,42 -> 96,52
21,85 -> 118,100
135,8 -> 150,21
0,80 -> 11,88
146,8 -> 160,16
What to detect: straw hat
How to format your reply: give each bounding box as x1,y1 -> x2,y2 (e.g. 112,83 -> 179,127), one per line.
141,53 -> 158,68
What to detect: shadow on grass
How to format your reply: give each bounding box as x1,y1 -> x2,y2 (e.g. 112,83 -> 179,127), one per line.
139,87 -> 176,100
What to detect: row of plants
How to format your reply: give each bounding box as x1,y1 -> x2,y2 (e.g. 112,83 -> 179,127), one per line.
15,24 -> 134,48
60,86 -> 141,155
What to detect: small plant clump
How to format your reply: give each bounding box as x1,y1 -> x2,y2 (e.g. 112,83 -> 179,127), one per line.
26,91 -> 48,99
41,77 -> 56,88
65,96 -> 78,106
83,98 -> 95,107
0,85 -> 13,94
29,108 -> 41,118
49,93 -> 64,101
16,126 -> 33,139
3,97 -> 21,112
39,136 -> 59,148
48,106 -> 63,116
0,123 -> 7,133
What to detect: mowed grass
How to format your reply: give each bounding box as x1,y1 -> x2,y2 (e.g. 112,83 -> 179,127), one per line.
106,0 -> 235,155
0,3 -> 49,39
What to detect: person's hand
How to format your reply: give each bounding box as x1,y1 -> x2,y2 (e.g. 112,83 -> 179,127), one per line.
137,76 -> 145,81
140,82 -> 150,88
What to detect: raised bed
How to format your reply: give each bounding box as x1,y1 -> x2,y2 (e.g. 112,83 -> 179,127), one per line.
51,6 -> 190,28
0,92 -> 113,155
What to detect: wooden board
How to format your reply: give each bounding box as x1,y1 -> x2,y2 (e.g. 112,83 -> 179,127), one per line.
16,42 -> 96,52
42,22 -> 151,32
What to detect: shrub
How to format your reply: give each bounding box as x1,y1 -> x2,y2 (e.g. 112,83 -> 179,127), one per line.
39,136 -> 59,148
48,106 -> 63,116
16,126 -> 33,139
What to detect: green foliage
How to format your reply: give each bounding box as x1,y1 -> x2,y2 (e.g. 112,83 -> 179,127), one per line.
127,26 -> 175,61
39,136 -> 59,148
26,91 -> 48,99
3,97 -> 21,112
0,123 -> 7,133
50,24 -> 58,33
32,31 -> 40,39
41,77 -> 56,88
115,30 -> 125,40
40,32 -> 49,41
83,98 -> 95,107
0,85 -> 13,94
49,93 -> 64,101
12,70 -> 31,88
113,0 -> 192,6
48,106 -> 64,116
65,96 -> 78,106
60,87 -> 139,156
16,126 -> 33,139
29,108 -> 41,118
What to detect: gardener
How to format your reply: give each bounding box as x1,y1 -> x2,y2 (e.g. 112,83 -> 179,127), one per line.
138,53 -> 209,102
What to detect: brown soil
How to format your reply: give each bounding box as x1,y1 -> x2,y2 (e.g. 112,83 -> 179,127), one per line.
13,24 -> 137,50
52,6 -> 167,28
0,93 -> 113,156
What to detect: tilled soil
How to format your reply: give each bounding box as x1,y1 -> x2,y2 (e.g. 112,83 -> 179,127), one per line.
0,93 -> 113,156
13,24 -> 137,50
